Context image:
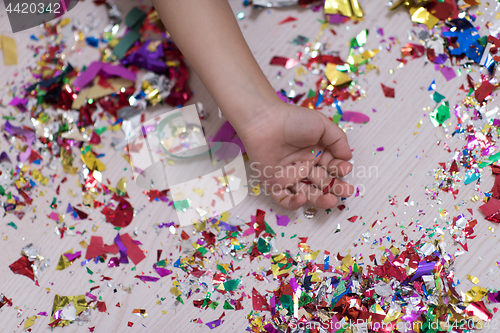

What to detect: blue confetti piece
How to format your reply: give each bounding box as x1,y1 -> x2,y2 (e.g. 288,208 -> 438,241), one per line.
85,37 -> 99,48
428,79 -> 436,91
334,98 -> 343,115
315,90 -> 324,108
173,257 -> 181,268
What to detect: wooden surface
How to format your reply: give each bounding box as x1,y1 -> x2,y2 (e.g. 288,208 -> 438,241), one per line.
0,0 -> 499,332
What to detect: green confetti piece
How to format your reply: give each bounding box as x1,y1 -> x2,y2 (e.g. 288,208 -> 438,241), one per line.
89,280 -> 95,283
489,151 -> 500,163
217,264 -> 227,274
280,294 -> 292,311
208,301 -> 219,310
264,222 -> 275,236
156,260 -> 167,267
0,186 -> 5,196
113,227 -> 121,231
223,279 -> 241,292
94,126 -> 108,135
257,238 -> 271,254
176,295 -> 184,304
299,293 -> 314,307
307,89 -> 316,98
223,300 -> 234,310
173,199 -> 191,212
81,145 -> 92,154
290,234 -> 297,239
332,114 -> 342,124
131,266 -> 136,271
351,29 -> 368,48
7,222 -> 17,229
87,267 -> 93,275
202,292 -> 211,307
197,247 -> 208,255
431,91 -> 445,103
429,101 -> 450,127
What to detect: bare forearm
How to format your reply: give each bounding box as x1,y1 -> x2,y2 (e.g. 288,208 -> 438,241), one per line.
152,0 -> 281,130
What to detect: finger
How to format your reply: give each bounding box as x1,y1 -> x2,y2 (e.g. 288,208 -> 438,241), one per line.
307,165 -> 334,191
326,160 -> 353,177
268,187 -> 307,210
329,179 -> 354,197
317,150 -> 353,177
291,182 -> 338,209
307,166 -> 354,197
318,113 -> 352,161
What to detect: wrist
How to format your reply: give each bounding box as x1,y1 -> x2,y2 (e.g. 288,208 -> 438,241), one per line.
221,89 -> 282,136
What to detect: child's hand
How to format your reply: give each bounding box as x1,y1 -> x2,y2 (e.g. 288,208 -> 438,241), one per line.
239,102 -> 354,210
153,0 -> 354,211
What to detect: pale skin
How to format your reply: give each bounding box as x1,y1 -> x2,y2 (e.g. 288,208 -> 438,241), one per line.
152,0 -> 354,210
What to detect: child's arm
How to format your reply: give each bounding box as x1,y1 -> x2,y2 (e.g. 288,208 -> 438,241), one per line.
153,0 -> 354,210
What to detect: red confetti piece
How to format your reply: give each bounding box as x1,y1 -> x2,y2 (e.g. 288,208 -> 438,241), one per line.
9,256 -> 35,282
101,198 -> 134,227
347,216 -> 358,222
480,197 -> 500,223
252,288 -> 270,311
120,233 -> 146,265
380,83 -> 395,98
278,16 -> 297,25
96,301 -> 107,312
270,56 -> 298,69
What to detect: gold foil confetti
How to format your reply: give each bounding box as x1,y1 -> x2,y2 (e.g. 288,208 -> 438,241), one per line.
56,250 -> 74,271
324,0 -> 364,19
466,274 -> 479,284
24,316 -> 36,329
463,286 -> 488,303
116,177 -> 127,195
0,35 -> 17,65
325,63 -> 351,86
49,294 -> 89,327
32,169 -> 49,185
81,151 -> 106,171
409,7 -> 439,29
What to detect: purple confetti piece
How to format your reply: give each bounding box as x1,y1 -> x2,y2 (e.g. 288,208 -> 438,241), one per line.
114,233 -> 129,264
108,257 -> 120,268
136,275 -> 160,282
205,319 -> 222,329
85,292 -> 97,301
410,261 -> 436,282
153,263 -> 172,278
276,214 -> 290,227
64,251 -> 82,262
218,221 -> 238,232
441,66 -> 456,81
263,324 -> 279,333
